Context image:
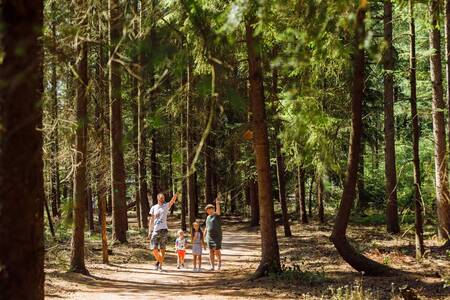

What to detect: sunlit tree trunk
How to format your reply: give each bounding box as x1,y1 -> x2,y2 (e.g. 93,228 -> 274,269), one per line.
246,16 -> 281,276
95,1 -> 109,263
137,8 -> 150,228
272,56 -> 291,236
316,175 -> 325,224
429,0 -> 450,242
384,0 -> 400,234
187,61 -> 196,229
357,141 -> 366,210
109,0 -> 128,243
50,12 -> 61,219
409,0 -> 425,259
70,17 -> 89,273
298,166 -> 308,224
330,0 -> 394,276
0,1 -> 45,297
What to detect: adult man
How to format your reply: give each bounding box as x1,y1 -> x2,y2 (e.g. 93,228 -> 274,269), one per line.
149,192 -> 178,271
204,194 -> 222,270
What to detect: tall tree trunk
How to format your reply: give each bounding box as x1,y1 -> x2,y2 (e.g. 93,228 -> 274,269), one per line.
330,0 -> 394,276
194,171 -> 199,218
151,135 -> 159,205
137,36 -> 150,230
446,0 -> 450,156
70,26 -> 89,274
0,1 -> 45,296
86,187 -> 95,233
298,166 -> 308,224
409,0 -> 425,259
45,197 -> 57,241
249,180 -> 260,226
95,2 -> 109,262
109,0 -> 128,243
50,14 -> 61,219
384,0 -> 400,234
429,0 -> 450,242
357,140 -> 366,210
316,175 -> 325,224
180,67 -> 188,231
246,16 -> 281,276
187,61 -> 196,229
132,75 -> 141,229
205,136 -> 214,205
308,175 -> 313,217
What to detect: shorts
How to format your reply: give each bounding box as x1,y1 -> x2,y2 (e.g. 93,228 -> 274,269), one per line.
150,229 -> 168,250
177,250 -> 186,260
206,235 -> 222,250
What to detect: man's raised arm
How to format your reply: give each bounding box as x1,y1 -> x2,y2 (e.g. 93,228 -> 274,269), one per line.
216,193 -> 221,216
168,192 -> 179,208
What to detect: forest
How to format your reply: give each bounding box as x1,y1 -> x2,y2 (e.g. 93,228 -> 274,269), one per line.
1,0 -> 450,299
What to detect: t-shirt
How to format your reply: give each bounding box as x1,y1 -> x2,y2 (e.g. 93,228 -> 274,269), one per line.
206,214 -> 222,238
149,202 -> 170,232
175,237 -> 187,250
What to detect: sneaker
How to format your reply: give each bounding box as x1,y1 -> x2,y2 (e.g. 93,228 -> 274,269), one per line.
177,265 -> 180,269
197,268 -> 202,272
159,266 -> 163,272
209,266 -> 215,271
193,268 -> 197,272
155,261 -> 160,270
182,263 -> 185,268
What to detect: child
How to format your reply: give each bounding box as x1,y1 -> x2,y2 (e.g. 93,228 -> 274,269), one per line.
191,221 -> 206,272
175,230 -> 187,269
204,194 -> 222,271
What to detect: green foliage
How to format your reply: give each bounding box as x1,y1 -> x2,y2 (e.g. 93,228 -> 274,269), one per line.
273,262 -> 327,285
329,281 -> 376,300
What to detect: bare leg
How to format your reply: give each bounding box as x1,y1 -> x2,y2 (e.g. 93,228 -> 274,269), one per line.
160,249 -> 166,268
152,248 -> 161,263
216,250 -> 222,269
199,255 -> 202,269
209,249 -> 215,270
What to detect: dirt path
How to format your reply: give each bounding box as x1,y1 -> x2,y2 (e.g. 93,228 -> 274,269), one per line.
45,217 -> 262,299
45,216 -> 450,299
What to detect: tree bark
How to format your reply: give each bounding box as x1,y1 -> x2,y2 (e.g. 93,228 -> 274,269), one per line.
137,53 -> 150,230
298,166 -> 308,224
308,175 -> 314,217
429,0 -> 450,242
151,135 -> 159,206
357,140 -> 366,210
187,61 -> 196,229
180,67 -> 188,231
409,0 -> 425,259
87,188 -> 95,233
95,3 -> 109,262
446,0 -> 450,158
70,27 -> 89,274
132,76 -> 141,229
0,1 -> 45,297
249,180 -> 260,226
109,0 -> 128,243
317,175 -> 325,224
246,16 -> 281,276
330,0 -> 395,276
50,14 -> 61,219
384,0 -> 400,234
271,58 -> 291,236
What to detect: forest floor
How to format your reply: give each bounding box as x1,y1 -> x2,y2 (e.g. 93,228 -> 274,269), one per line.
45,214 -> 450,299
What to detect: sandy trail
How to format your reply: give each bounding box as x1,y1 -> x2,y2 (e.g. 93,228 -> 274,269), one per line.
45,218 -> 262,299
